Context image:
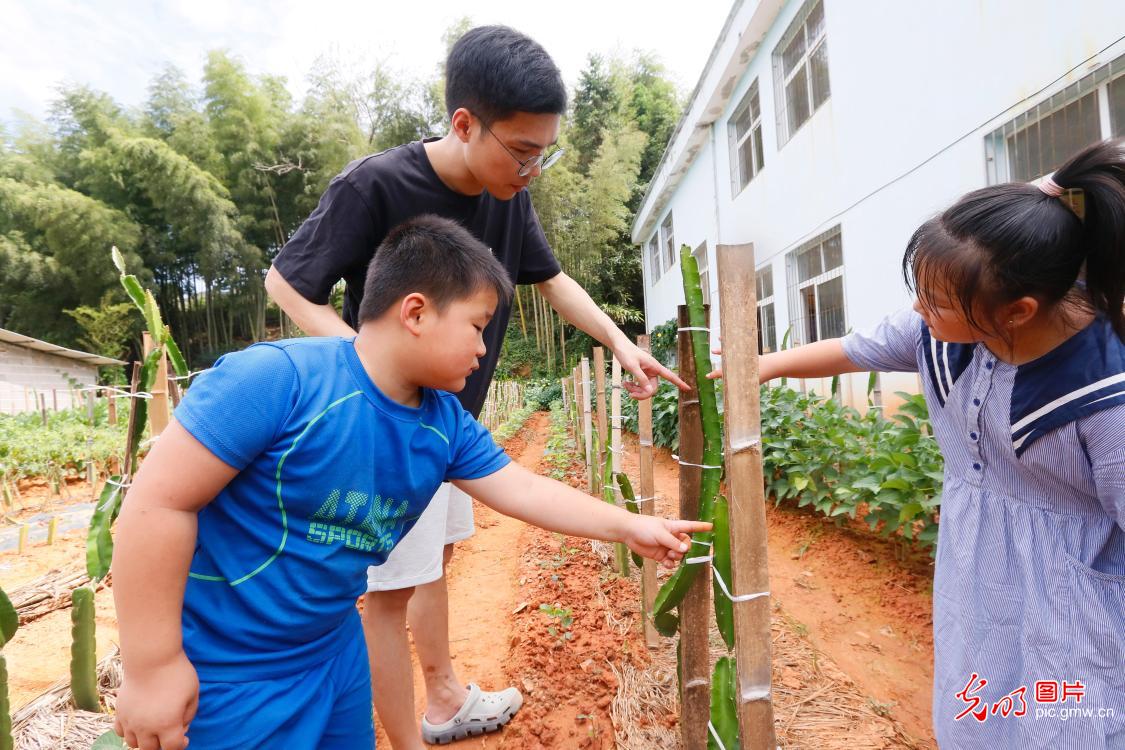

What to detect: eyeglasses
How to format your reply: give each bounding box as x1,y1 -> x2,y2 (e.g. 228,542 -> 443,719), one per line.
479,120 -> 565,177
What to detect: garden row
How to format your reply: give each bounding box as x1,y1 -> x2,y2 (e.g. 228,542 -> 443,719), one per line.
620,367 -> 943,551
0,405 -> 127,502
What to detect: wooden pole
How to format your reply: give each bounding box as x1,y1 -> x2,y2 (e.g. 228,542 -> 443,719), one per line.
106,388 -> 117,426
39,393 -> 48,427
572,366 -> 583,460
168,373 -> 182,409
677,304 -> 710,750
122,362 -> 142,479
636,335 -> 659,648
143,332 -> 170,436
593,347 -> 608,493
610,356 -> 629,577
716,243 -> 777,749
580,357 -> 594,493
86,390 -> 96,494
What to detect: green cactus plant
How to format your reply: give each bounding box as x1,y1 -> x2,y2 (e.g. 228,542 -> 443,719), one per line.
70,586 -> 99,712
0,585 -> 17,750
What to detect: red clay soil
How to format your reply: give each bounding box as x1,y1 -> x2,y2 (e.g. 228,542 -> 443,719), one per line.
375,412 -> 642,748
378,412 -> 937,748
615,430 -> 938,747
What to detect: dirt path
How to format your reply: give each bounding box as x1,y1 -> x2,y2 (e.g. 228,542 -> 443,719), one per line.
616,430 -> 938,747
375,413 -> 550,748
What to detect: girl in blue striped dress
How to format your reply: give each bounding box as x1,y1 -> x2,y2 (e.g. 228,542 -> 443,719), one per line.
743,139 -> 1125,747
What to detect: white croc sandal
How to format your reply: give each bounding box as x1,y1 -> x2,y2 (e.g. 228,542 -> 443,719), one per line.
421,683 -> 523,745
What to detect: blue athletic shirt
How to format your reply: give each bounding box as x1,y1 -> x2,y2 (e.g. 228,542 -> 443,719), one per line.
173,337 -> 510,681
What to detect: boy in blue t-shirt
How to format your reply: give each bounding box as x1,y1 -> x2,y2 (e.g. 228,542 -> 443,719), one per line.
110,215 -> 707,750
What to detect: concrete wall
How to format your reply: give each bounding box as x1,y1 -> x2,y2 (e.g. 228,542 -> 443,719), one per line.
0,344 -> 100,414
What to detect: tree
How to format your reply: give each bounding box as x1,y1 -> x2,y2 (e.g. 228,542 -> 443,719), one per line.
65,295 -> 140,361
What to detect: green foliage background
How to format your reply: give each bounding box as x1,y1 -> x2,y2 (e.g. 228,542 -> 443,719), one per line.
0,21 -> 682,382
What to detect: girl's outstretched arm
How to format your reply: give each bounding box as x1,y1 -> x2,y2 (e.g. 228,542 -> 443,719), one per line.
708,338 -> 862,382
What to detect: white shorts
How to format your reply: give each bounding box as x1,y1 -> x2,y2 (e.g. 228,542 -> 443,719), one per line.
365,483 -> 474,592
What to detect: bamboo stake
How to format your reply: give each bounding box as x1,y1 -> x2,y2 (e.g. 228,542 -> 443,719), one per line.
168,373 -> 182,409
716,243 -> 777,748
18,525 -> 29,554
677,304 -> 710,750
581,357 -> 594,493
39,393 -> 47,427
593,347 -> 608,493
572,366 -> 583,460
46,517 -> 58,545
86,391 -> 96,497
636,335 -> 659,648
106,389 -> 117,425
610,356 -> 629,576
515,286 -> 528,337
143,332 -> 170,437
121,363 -> 142,479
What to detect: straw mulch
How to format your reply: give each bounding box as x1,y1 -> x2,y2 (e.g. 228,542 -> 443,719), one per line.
8,567 -> 106,625
610,596 -> 925,749
11,648 -> 120,750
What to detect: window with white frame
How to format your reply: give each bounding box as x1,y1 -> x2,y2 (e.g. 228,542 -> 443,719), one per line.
693,242 -> 711,306
729,80 -> 765,195
646,234 -> 662,282
661,213 -> 676,270
756,266 -> 776,354
786,227 -> 845,345
985,53 -> 1125,183
772,0 -> 830,146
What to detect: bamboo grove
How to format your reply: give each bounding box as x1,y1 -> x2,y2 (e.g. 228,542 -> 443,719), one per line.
1,34 -> 681,380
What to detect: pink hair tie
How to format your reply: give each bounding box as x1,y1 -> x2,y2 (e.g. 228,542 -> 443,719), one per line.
1038,176 -> 1065,197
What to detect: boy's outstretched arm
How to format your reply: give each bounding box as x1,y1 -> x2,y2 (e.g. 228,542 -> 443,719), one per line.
453,463 -> 710,566
708,338 -> 861,382
112,421 -> 239,750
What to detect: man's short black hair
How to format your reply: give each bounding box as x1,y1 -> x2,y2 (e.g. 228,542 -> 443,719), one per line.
445,25 -> 567,124
357,215 -> 514,324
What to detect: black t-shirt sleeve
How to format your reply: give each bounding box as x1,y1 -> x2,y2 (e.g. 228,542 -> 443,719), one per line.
516,200 -> 562,284
272,176 -> 377,304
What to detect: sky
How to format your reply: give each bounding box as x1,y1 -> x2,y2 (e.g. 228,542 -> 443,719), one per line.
0,0 -> 733,127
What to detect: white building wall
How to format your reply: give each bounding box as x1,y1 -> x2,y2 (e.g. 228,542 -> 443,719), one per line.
638,0 -> 1125,409
642,135 -> 722,326
0,345 -> 99,414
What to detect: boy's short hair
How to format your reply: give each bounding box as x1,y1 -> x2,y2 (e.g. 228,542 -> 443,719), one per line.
445,25 -> 567,125
357,215 -> 514,323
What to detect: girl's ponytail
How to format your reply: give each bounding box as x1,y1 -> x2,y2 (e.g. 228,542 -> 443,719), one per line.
1051,138 -> 1125,340
904,138 -> 1125,343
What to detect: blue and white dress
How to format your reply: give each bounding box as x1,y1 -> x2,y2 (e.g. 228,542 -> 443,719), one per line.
842,309 -> 1125,749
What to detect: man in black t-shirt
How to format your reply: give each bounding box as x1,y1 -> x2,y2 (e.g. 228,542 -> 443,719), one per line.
268,25 -> 685,749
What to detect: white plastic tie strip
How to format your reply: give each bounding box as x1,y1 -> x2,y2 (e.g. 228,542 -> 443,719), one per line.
168,369 -> 207,382
713,566 -> 770,604
623,496 -> 656,508
681,554 -> 771,604
708,723 -> 728,750
678,326 -> 712,333
83,385 -> 153,400
671,454 -> 723,470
